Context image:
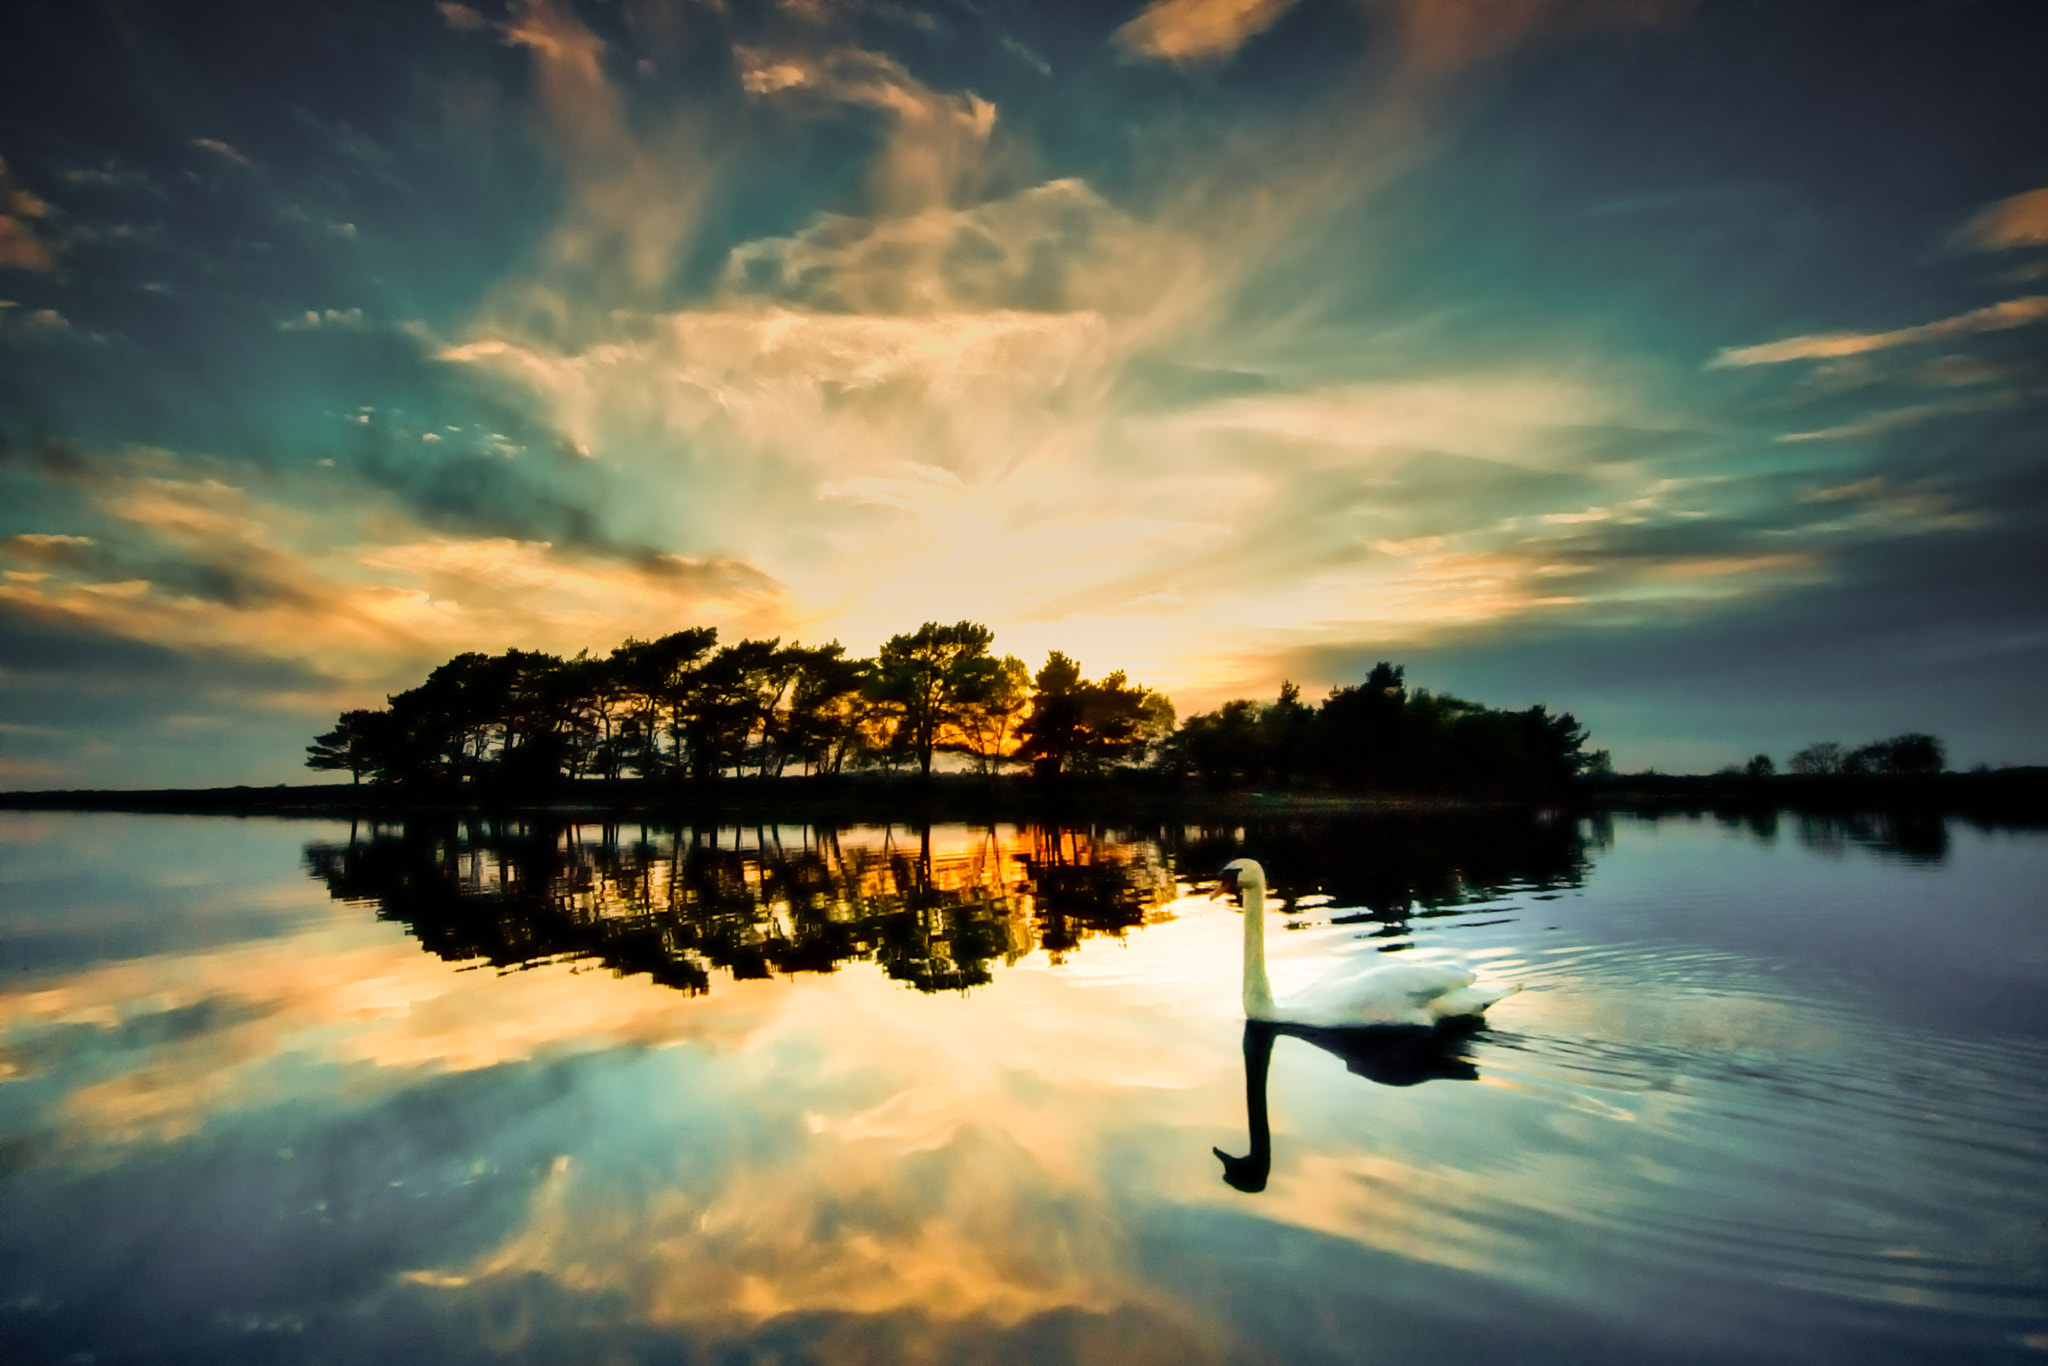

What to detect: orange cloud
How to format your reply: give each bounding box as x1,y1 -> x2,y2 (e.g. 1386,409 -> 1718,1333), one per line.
0,448 -> 793,692
1113,0 -> 1302,65
1710,295 -> 2048,367
736,46 -> 999,215
1954,186 -> 2048,251
0,157 -> 59,270
1114,0 -> 1690,73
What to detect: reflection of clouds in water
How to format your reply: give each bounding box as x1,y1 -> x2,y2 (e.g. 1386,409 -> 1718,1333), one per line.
399,950 -> 1243,1329
10,814 -> 2036,1359
0,923 -> 790,1147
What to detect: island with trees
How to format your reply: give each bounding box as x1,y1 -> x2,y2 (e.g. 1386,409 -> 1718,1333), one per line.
9,617 -> 2037,818
295,622 -> 1601,808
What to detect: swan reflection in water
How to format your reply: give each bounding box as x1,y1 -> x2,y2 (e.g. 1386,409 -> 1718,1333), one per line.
1214,1019 -> 1482,1193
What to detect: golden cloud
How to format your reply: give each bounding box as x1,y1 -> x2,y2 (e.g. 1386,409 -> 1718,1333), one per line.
0,156 -> 60,271
1112,0 -> 1302,66
1710,295 -> 2048,367
1954,186 -> 2048,252
0,448 -> 793,691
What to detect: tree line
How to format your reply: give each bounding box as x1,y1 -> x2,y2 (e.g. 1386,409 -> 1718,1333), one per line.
1168,662 -> 1599,795
308,622 -> 1173,789
308,628 -> 1600,796
1723,734 -> 1947,781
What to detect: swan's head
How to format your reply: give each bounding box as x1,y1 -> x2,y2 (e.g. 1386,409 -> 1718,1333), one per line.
1219,858 -> 1265,900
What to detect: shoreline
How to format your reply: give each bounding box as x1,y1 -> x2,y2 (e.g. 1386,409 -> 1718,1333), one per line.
3,768 -> 2043,824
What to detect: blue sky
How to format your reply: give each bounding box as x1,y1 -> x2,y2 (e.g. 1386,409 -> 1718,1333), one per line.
2,0 -> 2045,785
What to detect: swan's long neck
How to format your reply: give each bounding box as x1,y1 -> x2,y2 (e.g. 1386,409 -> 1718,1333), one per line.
1241,876 -> 1277,1021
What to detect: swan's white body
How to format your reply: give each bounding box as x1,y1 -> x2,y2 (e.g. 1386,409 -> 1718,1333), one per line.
1224,858 -> 1516,1028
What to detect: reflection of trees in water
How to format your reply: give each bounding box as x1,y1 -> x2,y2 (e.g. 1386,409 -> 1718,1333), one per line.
1165,812 -> 1592,937
1793,810 -> 1948,862
305,822 -> 1177,995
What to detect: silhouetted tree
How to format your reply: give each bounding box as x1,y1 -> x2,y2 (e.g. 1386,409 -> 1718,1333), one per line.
868,621 -> 1001,777
953,654 -> 1032,775
612,629 -> 718,778
1789,741 -> 1845,776
1015,652 -> 1173,778
1173,698 -> 1264,787
1317,663 -> 1408,788
1259,681 -> 1315,788
1179,664 -> 1592,795
1745,753 -> 1776,780
779,643 -> 871,776
1849,733 -> 1945,777
677,638 -> 784,781
305,709 -> 395,784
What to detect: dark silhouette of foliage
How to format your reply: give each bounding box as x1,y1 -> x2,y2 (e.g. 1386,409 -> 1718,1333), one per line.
308,632 -> 1611,799
1789,741 -> 1846,776
952,654 -> 1031,775
1174,662 -> 1595,796
305,709 -> 395,784
1014,651 -> 1174,778
868,621 -> 1002,778
1787,734 -> 1945,779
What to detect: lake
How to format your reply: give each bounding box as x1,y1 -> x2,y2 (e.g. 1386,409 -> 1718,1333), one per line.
1,807 -> 2044,1363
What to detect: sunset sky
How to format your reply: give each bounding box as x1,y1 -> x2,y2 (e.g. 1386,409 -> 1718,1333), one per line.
2,0 -> 2045,786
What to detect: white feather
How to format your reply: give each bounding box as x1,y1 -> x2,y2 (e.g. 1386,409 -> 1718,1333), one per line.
1223,857 -> 1518,1028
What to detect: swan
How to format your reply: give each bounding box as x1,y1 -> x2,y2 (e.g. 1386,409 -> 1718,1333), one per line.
1220,857 -> 1518,1028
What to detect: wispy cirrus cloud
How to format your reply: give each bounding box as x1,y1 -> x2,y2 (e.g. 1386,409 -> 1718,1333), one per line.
190,137 -> 253,168
1709,295 -> 2048,367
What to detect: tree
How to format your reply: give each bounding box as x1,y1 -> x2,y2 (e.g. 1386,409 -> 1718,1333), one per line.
1744,753 -> 1776,780
781,644 -> 875,775
1259,681 -> 1315,788
868,621 -> 1001,777
1880,732 -> 1945,777
1788,742 -> 1844,776
953,654 -> 1031,775
1015,652 -> 1173,778
676,638 -> 784,781
1317,663 -> 1408,788
1850,733 -> 1945,777
610,629 -> 718,778
306,709 -> 396,784
1172,698 -> 1264,787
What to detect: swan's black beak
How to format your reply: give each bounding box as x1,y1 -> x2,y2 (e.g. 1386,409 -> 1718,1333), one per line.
1218,868 -> 1241,897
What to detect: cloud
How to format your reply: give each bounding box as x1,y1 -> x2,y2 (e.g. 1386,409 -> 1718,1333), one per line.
0,299 -> 71,335
470,0 -> 716,343
1113,0 -> 1692,73
0,157 -> 60,271
1112,0 -> 1303,66
437,0 -> 487,30
1954,186 -> 2048,252
722,178 -> 1195,316
190,137 -> 252,168
0,446 -> 794,693
1775,393 -> 2016,443
278,307 -> 365,332
1709,295 -> 2048,367
735,45 -> 999,216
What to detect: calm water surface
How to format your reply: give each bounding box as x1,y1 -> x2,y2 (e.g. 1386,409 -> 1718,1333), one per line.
1,809 -> 2044,1363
